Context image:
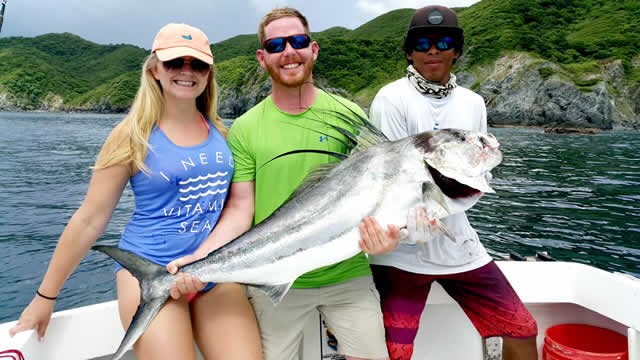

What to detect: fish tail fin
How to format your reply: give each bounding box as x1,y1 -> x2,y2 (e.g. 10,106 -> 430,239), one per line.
92,245 -> 167,281
111,296 -> 169,360
92,245 -> 172,360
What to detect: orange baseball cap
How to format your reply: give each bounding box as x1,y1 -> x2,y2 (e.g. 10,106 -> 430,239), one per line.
152,23 -> 213,64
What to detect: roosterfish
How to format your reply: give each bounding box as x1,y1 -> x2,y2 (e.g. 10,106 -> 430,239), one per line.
94,103 -> 502,359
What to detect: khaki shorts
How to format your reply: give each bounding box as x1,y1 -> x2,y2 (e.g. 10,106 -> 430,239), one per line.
247,275 -> 389,360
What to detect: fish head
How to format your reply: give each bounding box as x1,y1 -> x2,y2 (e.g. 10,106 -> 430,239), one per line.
414,129 -> 503,199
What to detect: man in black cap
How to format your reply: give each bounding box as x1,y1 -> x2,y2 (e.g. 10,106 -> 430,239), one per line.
368,5 -> 538,360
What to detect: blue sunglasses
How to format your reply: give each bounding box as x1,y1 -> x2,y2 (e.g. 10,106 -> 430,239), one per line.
414,36 -> 455,52
263,34 -> 311,53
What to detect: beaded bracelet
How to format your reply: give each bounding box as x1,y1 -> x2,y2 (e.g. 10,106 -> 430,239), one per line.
36,290 -> 57,301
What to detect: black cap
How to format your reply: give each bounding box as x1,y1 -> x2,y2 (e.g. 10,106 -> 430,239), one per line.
405,5 -> 464,56
408,5 -> 463,38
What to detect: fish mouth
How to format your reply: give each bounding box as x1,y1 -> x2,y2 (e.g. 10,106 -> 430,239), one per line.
428,165 -> 482,199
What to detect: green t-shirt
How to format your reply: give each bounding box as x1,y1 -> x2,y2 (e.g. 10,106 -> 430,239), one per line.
227,90 -> 371,288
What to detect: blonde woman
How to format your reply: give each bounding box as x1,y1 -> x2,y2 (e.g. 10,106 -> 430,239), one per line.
9,23 -> 262,360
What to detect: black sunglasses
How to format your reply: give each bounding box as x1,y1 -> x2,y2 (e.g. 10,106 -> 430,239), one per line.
414,36 -> 455,52
263,34 -> 311,54
162,58 -> 211,74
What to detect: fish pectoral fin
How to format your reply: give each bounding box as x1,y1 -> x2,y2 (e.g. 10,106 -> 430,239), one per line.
250,283 -> 294,306
422,182 -> 451,215
112,295 -> 169,360
436,220 -> 456,244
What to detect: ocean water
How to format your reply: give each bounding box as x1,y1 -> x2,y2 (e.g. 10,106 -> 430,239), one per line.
0,112 -> 638,323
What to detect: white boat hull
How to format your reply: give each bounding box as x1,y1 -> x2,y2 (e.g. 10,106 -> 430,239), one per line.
2,262 -> 639,360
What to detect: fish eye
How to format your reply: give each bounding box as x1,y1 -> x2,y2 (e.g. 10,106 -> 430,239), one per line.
450,130 -> 465,142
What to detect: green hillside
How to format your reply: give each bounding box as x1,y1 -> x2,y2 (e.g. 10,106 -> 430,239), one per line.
0,0 -> 638,111
460,0 -> 639,66
213,0 -> 639,104
347,8 -> 415,39
315,26 -> 351,38
0,33 -> 147,109
212,34 -> 261,63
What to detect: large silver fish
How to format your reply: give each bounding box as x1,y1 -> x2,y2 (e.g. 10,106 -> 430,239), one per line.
94,108 -> 502,359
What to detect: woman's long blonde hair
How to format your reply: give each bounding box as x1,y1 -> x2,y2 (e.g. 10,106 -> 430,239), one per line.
95,53 -> 227,174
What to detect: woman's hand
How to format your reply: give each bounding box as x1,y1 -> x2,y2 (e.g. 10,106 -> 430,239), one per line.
166,253 -> 203,275
9,295 -> 56,341
166,253 -> 207,300
169,272 -> 206,300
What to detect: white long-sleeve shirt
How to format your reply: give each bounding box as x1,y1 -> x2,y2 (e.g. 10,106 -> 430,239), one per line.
368,77 -> 492,274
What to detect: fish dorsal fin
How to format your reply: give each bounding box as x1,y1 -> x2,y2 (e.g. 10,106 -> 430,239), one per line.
250,282 -> 294,305
285,162 -> 339,201
318,107 -> 388,154
261,89 -> 388,169
299,106 -> 388,155
264,162 -> 338,210
260,150 -> 347,172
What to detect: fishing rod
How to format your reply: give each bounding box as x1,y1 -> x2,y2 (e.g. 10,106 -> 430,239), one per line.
0,0 -> 7,33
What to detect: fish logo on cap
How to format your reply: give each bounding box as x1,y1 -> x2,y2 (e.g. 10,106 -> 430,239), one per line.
182,34 -> 192,40
427,10 -> 444,25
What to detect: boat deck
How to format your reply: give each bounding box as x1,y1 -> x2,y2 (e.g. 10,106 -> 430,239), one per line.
2,262 -> 639,360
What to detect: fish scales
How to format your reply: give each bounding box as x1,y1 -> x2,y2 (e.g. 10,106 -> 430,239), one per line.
189,147 -> 392,285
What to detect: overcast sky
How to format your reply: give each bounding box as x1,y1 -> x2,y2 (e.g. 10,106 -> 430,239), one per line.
1,0 -> 480,49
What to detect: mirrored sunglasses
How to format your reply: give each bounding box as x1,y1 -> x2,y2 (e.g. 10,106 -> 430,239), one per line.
414,36 -> 455,52
263,34 -> 311,54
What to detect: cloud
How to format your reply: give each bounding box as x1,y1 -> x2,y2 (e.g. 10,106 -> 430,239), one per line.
0,0 -> 480,48
355,0 -> 478,16
356,0 -> 420,16
248,0 -> 291,15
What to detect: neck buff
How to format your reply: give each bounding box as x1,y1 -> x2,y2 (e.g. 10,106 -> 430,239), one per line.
406,64 -> 457,99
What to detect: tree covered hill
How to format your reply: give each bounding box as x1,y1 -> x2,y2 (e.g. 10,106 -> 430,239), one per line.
0,0 -> 638,115
0,33 -> 147,110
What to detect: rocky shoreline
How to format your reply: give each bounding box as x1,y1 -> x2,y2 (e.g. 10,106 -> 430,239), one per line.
2,53 -> 638,130
543,127 -> 602,134
457,53 -> 640,131
490,124 -> 604,134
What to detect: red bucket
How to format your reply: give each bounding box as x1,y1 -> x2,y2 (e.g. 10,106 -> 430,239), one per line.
543,324 -> 628,360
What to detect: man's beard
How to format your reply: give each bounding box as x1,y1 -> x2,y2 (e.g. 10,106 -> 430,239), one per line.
267,58 -> 315,88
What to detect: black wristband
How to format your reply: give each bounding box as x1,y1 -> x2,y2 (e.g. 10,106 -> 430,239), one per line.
36,290 -> 57,301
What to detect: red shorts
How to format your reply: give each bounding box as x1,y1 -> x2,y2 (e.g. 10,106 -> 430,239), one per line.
186,291 -> 200,303
372,261 -> 537,360
186,282 -> 216,303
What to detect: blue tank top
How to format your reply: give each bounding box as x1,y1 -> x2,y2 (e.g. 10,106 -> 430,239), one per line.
116,117 -> 234,270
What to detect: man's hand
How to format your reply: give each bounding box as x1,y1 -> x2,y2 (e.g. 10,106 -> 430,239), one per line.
358,216 -> 400,255
399,207 -> 438,245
